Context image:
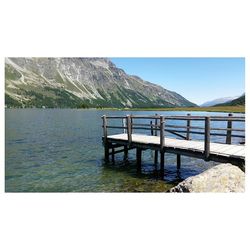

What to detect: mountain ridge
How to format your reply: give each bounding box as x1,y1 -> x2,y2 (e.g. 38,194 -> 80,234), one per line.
213,94 -> 245,107
200,96 -> 240,107
5,57 -> 197,108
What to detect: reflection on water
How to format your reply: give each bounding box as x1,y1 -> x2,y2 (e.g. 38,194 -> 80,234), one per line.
5,109 -> 244,192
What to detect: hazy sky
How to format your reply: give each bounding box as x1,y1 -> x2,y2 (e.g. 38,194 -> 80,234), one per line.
110,58 -> 245,105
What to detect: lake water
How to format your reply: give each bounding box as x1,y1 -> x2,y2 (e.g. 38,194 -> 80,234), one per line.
5,109 -> 245,192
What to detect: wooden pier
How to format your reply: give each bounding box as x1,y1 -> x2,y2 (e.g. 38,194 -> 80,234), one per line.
102,114 -> 245,175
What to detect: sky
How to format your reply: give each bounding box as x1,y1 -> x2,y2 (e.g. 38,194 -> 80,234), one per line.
110,58 -> 245,105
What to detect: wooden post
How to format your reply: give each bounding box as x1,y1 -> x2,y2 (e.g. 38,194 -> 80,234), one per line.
102,115 -> 109,162
102,115 -> 107,140
154,114 -> 158,165
177,154 -> 181,169
204,116 -> 210,160
154,114 -> 158,136
160,116 -> 165,150
131,117 -> 133,134
160,152 -> 165,177
226,113 -> 233,144
150,121 -> 154,136
160,116 -> 165,176
124,145 -> 128,160
122,118 -> 126,134
136,148 -> 142,173
126,115 -> 132,144
186,113 -> 191,140
111,147 -> 115,163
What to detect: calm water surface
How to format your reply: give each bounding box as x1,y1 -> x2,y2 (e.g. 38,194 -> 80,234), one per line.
5,109 -> 244,192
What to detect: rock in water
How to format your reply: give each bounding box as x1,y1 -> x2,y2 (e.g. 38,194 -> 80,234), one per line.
170,164 -> 245,193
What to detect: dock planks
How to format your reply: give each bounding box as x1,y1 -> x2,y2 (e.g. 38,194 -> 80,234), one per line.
107,133 -> 245,160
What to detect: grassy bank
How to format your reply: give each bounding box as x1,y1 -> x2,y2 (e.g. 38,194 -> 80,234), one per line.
100,105 -> 245,113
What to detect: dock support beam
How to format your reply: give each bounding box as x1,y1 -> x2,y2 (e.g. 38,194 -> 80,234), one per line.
177,154 -> 181,169
136,148 -> 142,173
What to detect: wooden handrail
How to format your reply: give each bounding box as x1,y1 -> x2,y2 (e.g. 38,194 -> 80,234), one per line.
105,115 -> 245,120
102,114 -> 245,144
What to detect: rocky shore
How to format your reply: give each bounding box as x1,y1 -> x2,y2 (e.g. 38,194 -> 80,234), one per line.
170,163 -> 245,193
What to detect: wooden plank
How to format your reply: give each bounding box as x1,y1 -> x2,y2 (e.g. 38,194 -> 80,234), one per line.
107,133 -> 245,160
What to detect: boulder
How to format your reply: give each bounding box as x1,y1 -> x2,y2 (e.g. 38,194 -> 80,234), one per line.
170,163 -> 245,193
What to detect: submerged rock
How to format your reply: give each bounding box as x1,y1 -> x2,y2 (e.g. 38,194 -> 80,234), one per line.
170,163 -> 245,193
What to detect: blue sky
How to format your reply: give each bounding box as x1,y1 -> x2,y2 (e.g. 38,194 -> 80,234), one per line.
110,58 -> 245,105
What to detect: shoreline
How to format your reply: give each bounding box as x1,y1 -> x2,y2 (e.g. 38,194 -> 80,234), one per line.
5,105 -> 245,114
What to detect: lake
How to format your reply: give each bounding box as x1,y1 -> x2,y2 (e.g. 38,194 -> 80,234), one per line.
5,109 -> 245,192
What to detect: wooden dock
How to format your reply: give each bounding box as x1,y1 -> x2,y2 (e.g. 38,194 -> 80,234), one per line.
102,114 -> 245,175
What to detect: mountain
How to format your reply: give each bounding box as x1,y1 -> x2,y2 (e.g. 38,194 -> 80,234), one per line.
213,94 -> 245,107
200,96 -> 240,107
5,57 -> 196,108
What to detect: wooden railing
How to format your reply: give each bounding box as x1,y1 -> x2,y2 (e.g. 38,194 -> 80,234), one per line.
102,114 -> 245,159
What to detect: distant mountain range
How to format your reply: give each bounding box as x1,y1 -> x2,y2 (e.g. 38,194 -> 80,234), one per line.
200,96 -> 240,107
5,58 -> 197,108
213,94 -> 245,107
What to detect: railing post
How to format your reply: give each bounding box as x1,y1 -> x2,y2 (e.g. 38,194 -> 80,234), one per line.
126,115 -> 132,144
150,121 -> 153,136
226,113 -> 233,144
204,116 -> 210,160
160,116 -> 165,150
154,114 -> 158,165
154,113 -> 158,136
102,115 -> 109,162
186,113 -> 191,140
102,115 -> 107,141
122,118 -> 126,134
160,116 -> 165,176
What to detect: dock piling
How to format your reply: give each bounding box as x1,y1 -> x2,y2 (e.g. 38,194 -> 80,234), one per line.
124,145 -> 128,160
177,154 -> 181,169
102,115 -> 109,162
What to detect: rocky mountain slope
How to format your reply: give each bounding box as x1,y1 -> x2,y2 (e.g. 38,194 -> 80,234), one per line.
5,58 -> 196,108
